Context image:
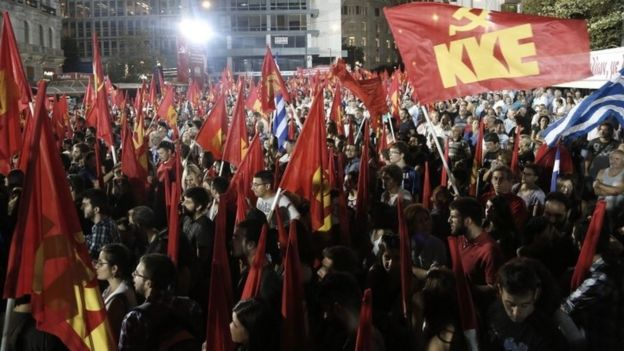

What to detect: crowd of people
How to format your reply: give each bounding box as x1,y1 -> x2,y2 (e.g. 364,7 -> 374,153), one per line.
1,76 -> 624,351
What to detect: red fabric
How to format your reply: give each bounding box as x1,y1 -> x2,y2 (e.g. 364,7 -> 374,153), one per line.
205,199 -> 234,351
84,75 -> 96,126
220,65 -> 234,94
510,126 -> 522,174
0,12 -> 32,161
534,143 -> 573,174
156,85 -> 177,128
16,107 -> 33,172
397,198 -> 411,318
281,220 -> 307,350
92,32 -> 114,147
260,46 -> 290,112
354,289 -> 373,351
440,139 -> 449,187
457,232 -> 503,286
196,92 -> 228,159
279,88 -> 332,232
571,200 -> 606,291
329,83 -> 344,136
4,81 -> 115,350
148,73 -> 158,106
385,3 -> 591,104
245,81 -> 263,115
166,143 -> 182,264
447,236 -> 478,333
187,78 -> 201,108
229,135 -> 264,224
221,83 -> 249,167
480,191 -> 528,232
358,77 -> 388,119
355,120 -> 371,232
389,72 -> 400,120
332,60 -> 370,105
241,224 -> 268,299
469,120 -> 485,196
121,112 -> 147,202
422,161 -> 431,209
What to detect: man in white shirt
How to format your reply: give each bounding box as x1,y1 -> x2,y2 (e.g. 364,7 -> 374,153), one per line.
252,170 -> 300,227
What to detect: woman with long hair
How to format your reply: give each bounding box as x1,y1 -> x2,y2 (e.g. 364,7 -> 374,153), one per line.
230,298 -> 281,351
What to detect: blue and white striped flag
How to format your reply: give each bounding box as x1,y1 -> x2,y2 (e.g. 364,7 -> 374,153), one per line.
550,146 -> 560,192
543,68 -> 624,147
272,94 -> 288,151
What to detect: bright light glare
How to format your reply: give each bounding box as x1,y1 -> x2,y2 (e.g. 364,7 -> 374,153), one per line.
179,18 -> 212,44
201,0 -> 211,9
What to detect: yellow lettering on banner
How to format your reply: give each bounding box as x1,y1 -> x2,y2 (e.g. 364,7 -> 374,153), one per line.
449,8 -> 489,36
434,24 -> 539,88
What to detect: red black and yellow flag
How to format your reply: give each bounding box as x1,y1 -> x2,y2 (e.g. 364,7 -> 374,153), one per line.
196,92 -> 228,159
260,46 -> 290,113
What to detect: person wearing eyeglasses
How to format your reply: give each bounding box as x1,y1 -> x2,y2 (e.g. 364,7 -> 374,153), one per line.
95,243 -> 137,343
252,170 -> 300,228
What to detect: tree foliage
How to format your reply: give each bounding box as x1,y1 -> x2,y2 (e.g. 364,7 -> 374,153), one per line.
342,38 -> 365,69
105,31 -> 166,83
522,0 -> 624,49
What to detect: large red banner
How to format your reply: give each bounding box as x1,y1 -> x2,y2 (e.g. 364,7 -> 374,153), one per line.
385,3 -> 591,104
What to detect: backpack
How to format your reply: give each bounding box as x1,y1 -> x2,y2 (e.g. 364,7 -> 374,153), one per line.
134,302 -> 202,351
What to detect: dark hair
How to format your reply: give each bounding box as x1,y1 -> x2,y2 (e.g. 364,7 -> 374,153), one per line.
380,164 -> 403,184
317,272 -> 362,313
422,269 -> 461,340
321,246 -> 360,277
139,253 -> 176,290
253,170 -> 273,185
449,197 -> 484,224
491,165 -> 513,181
211,176 -> 230,194
522,163 -> 540,177
389,141 -> 409,155
157,140 -> 174,152
484,132 -> 500,143
131,205 -> 155,229
236,219 -> 265,246
545,191 -> 569,211
82,188 -> 111,215
403,203 -> 430,231
101,243 -> 134,281
378,233 -> 400,254
497,257 -> 541,296
232,299 -> 280,351
183,187 -> 210,210
6,169 -> 24,189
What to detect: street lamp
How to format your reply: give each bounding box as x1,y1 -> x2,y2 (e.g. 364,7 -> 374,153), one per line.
179,18 -> 213,44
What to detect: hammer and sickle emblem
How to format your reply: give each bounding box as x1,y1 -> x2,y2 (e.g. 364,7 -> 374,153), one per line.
449,8 -> 490,36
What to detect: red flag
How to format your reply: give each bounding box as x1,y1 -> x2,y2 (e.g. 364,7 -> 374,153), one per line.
148,73 -> 158,106
469,120 -> 485,197
84,75 -> 96,126
167,149 -> 182,264
245,80 -> 264,116
332,60 -> 372,106
240,224 -> 269,299
440,139 -> 449,187
510,126 -> 522,174
385,3 -> 591,104
354,289 -> 373,351
358,77 -> 388,119
196,92 -> 228,159
220,64 -> 234,94
571,200 -> 607,291
92,32 -> 115,147
389,72 -> 401,120
279,88 -> 332,232
329,83 -> 344,136
4,81 -> 115,350
205,199 -> 234,351
397,198 -> 412,318
447,236 -> 479,347
0,12 -> 32,161
157,84 -> 178,128
221,83 -> 249,167
355,120 -> 371,232
422,161 -> 431,209
121,109 -> 147,202
281,220 -> 308,350
260,46 -> 290,112
187,78 -> 201,108
229,135 -> 265,224
16,106 -> 33,172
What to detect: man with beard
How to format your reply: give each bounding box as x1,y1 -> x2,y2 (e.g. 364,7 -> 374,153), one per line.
181,186 -> 214,262
82,188 -> 120,260
448,197 -> 503,307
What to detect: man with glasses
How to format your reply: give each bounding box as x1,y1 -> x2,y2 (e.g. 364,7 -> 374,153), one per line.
252,170 -> 300,227
119,253 -> 202,350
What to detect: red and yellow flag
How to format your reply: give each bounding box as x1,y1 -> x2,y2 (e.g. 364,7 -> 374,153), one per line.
385,2 -> 591,104
260,46 -> 290,112
121,106 -> 147,203
329,83 -> 344,136
389,71 -> 400,120
221,83 -> 249,167
245,80 -> 264,117
0,12 -> 32,161
157,84 -> 178,128
196,92 -> 228,159
229,135 -> 265,224
92,32 -> 114,147
187,78 -> 201,108
279,87 -> 332,232
4,81 -> 115,350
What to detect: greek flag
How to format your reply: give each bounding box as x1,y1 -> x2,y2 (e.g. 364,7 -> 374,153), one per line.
272,94 -> 288,151
543,68 -> 624,147
550,146 -> 560,193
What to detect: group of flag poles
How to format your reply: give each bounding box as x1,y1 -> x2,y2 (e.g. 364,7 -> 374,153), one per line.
0,1 -> 620,349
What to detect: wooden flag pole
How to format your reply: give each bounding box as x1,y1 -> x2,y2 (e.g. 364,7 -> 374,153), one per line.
421,106 -> 460,196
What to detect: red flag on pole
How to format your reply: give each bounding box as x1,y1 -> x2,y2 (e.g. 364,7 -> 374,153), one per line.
205,199 -> 234,351
440,139 -> 449,187
385,3 -> 591,104
330,83 -> 344,136
281,220 -> 308,350
4,81 -> 115,350
229,135 -> 265,224
354,289 -> 373,351
279,87 -> 332,232
571,200 -> 607,291
0,12 -> 32,162
157,84 -> 178,129
121,108 -> 147,202
447,236 -> 479,348
166,141 -> 182,264
92,32 -> 115,147
510,126 -> 522,174
397,198 -> 412,318
196,92 -> 228,159
260,46 -> 290,112
422,161 -> 431,209
221,83 -> 249,167
240,224 -> 269,299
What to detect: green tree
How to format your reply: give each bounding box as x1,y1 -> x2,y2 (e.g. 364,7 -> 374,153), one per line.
61,36 -> 81,72
522,0 -> 624,49
342,38 -> 365,69
105,31 -> 165,83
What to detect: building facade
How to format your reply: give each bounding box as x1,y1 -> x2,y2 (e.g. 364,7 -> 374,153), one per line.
0,0 -> 65,82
